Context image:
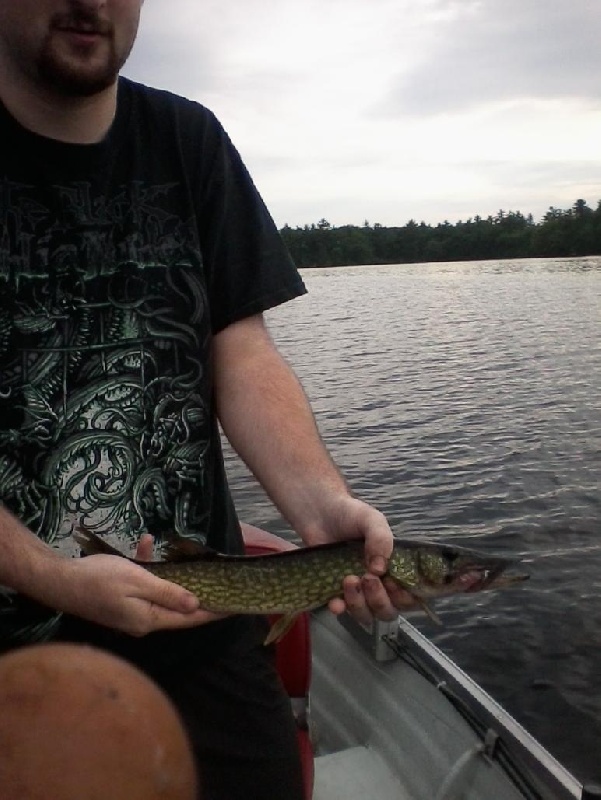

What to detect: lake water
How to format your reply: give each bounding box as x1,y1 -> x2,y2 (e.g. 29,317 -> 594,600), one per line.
222,256 -> 601,785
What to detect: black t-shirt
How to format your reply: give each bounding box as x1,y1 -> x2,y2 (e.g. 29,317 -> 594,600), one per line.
0,77 -> 306,558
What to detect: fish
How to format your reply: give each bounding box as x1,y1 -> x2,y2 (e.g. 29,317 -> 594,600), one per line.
73,528 -> 529,645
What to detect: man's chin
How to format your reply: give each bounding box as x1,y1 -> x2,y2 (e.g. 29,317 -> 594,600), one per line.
38,63 -> 118,98
36,44 -> 121,98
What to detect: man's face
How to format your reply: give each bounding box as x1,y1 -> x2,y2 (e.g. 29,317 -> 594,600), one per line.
0,0 -> 143,97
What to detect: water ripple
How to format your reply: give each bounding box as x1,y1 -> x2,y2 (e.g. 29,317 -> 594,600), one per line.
223,256 -> 601,783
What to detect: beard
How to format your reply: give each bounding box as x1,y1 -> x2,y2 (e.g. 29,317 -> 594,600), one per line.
36,42 -> 123,97
34,8 -> 138,97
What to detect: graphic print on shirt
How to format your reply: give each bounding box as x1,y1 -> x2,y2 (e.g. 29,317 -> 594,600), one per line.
0,180 -> 213,551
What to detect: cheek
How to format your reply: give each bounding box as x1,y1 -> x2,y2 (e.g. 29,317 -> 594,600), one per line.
0,9 -> 46,51
115,0 -> 144,25
114,7 -> 142,52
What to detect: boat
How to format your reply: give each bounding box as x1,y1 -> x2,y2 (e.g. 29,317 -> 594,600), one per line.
242,523 -> 599,800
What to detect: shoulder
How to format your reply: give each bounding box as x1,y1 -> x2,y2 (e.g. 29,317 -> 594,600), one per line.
118,76 -> 224,140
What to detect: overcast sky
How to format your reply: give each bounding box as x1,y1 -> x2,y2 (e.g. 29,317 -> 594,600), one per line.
124,0 -> 601,228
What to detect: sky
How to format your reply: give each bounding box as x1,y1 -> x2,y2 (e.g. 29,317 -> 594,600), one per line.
124,0 -> 601,229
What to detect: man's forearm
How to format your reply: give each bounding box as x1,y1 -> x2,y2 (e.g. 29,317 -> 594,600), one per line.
214,315 -> 413,623
0,505 -> 216,634
213,315 -> 351,540
0,504 -> 66,598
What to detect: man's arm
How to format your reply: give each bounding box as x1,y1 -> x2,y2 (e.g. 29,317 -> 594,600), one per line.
213,313 -> 413,623
0,505 -> 219,636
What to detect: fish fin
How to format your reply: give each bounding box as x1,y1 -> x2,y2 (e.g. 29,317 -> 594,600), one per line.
73,528 -> 125,558
162,537 -> 217,562
415,597 -> 443,625
74,527 -> 215,565
264,612 -> 300,646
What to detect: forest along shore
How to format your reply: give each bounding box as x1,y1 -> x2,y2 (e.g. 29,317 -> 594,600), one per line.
280,198 -> 601,268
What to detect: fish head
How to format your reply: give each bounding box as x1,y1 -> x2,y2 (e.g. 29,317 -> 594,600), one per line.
388,541 -> 529,598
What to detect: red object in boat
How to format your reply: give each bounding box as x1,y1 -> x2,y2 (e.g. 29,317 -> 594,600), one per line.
241,524 -> 314,800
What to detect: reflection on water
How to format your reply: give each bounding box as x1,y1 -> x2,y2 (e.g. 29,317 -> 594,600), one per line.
222,256 -> 601,783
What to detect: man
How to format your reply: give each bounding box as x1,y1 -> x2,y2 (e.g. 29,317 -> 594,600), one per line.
0,2 -> 412,797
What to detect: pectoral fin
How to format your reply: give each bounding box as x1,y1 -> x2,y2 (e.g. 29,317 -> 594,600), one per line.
264,612 -> 301,646
414,597 -> 442,625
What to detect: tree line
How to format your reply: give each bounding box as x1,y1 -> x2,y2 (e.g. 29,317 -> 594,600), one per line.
280,199 -> 601,268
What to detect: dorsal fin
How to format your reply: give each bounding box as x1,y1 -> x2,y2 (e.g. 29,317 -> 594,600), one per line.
74,527 -> 216,565
162,537 -> 217,562
74,528 -> 124,558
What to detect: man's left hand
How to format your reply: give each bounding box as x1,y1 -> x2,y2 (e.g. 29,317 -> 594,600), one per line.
300,495 -> 417,626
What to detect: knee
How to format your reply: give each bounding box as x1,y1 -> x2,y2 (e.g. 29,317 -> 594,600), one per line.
0,643 -> 199,799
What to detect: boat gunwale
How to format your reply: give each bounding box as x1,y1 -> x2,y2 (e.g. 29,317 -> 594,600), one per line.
385,616 -> 584,800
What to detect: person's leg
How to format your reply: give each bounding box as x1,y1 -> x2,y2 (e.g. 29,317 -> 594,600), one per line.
0,643 -> 198,800
155,617 -> 305,800
200,755 -> 304,800
55,614 -> 305,800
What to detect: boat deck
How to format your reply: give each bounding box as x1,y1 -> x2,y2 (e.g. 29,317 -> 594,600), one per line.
314,746 -> 411,800
309,612 -> 581,800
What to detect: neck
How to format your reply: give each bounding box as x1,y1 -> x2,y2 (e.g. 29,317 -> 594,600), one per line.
0,69 -> 118,144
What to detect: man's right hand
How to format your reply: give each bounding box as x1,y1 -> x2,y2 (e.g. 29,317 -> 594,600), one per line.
54,551 -> 222,637
0,507 -> 221,638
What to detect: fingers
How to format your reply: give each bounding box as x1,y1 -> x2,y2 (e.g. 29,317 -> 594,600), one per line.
361,575 -> 401,621
329,574 -> 418,627
327,596 -> 346,616
329,575 -> 398,627
132,536 -> 201,614
139,573 -> 200,614
136,573 -> 229,633
360,509 -> 394,576
135,533 -> 154,562
340,576 -> 374,627
342,504 -> 416,622
132,536 -> 217,625
382,576 -> 416,610
59,553 -> 224,637
122,575 -> 224,636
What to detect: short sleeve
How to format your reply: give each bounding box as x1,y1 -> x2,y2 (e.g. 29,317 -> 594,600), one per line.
193,111 -> 306,333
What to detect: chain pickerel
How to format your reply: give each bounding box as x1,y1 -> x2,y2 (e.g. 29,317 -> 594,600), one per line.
74,529 -> 529,644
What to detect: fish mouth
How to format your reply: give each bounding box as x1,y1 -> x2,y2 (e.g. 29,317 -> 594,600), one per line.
459,560 -> 524,592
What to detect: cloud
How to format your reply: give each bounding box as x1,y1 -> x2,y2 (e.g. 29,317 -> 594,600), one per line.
126,0 -> 442,108
124,4 -> 218,98
121,0 -> 601,227
381,0 -> 601,116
